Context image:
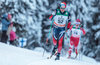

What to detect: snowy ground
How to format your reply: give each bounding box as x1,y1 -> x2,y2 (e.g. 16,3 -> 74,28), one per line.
0,42 -> 100,65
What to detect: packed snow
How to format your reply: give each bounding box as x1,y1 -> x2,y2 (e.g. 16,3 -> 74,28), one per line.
0,42 -> 100,65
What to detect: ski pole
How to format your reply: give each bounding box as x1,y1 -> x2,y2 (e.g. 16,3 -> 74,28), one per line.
42,47 -> 46,57
47,20 -> 53,39
42,20 -> 53,57
42,39 -> 48,57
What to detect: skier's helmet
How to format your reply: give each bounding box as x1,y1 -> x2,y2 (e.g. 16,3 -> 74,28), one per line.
76,19 -> 81,25
8,14 -> 12,20
60,2 -> 66,8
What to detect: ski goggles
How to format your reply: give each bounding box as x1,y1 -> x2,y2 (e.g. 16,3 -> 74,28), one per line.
75,22 -> 80,25
60,7 -> 65,10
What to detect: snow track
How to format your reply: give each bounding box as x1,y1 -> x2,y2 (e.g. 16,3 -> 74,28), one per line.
0,43 -> 99,65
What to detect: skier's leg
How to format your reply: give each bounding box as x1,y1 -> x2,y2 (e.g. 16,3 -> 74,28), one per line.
52,28 -> 58,55
47,36 -> 57,59
74,38 -> 80,58
55,35 -> 64,60
53,36 -> 57,46
57,30 -> 65,53
52,36 -> 57,55
68,36 -> 74,58
58,35 -> 64,53
47,28 -> 58,59
55,53 -> 60,60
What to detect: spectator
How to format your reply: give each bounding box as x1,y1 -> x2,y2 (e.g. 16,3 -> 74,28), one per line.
9,29 -> 17,45
1,14 -> 12,43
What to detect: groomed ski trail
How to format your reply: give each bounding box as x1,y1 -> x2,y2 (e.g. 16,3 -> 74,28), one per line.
0,43 -> 99,65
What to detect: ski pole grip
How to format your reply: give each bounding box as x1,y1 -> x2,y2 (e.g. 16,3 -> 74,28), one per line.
46,38 -> 48,44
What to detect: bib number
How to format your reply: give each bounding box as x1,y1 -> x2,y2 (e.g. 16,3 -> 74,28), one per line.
58,16 -> 64,23
73,31 -> 78,35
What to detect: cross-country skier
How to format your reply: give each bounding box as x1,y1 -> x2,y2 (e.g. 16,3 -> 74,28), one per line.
47,2 -> 71,60
67,19 -> 86,58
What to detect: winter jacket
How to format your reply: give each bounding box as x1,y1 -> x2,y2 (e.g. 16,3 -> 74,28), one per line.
1,14 -> 11,31
10,30 -> 17,41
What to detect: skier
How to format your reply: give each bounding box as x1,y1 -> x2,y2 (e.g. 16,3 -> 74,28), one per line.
47,2 -> 71,60
67,19 -> 86,58
1,14 -> 13,43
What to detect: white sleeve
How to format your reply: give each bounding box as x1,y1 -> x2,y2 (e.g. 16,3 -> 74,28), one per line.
52,10 -> 56,15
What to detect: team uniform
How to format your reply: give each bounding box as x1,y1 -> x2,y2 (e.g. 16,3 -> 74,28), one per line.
68,19 -> 85,58
49,8 -> 71,60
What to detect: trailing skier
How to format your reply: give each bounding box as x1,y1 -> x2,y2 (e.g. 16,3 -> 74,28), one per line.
67,19 -> 86,59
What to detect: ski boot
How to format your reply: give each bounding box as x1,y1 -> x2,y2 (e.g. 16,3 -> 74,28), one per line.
67,50 -> 72,59
52,45 -> 57,55
54,50 -> 58,56
75,53 -> 78,58
47,46 -> 57,59
55,53 -> 60,60
67,54 -> 71,59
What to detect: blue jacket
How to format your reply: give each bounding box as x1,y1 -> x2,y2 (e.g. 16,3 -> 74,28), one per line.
1,14 -> 11,31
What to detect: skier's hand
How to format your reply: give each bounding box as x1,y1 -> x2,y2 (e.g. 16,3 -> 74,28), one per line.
46,38 -> 48,44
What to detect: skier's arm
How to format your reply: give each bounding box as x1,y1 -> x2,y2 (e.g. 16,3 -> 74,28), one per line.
66,25 -> 73,34
49,15 -> 53,20
67,22 -> 71,29
80,28 -> 86,35
46,10 -> 56,43
49,10 -> 56,20
66,22 -> 72,33
67,12 -> 71,29
66,25 -> 73,38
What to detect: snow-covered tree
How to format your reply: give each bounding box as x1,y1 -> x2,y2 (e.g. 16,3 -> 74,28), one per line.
0,0 -> 100,61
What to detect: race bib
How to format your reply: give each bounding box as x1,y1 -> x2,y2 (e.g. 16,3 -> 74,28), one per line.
54,15 -> 68,27
71,28 -> 82,37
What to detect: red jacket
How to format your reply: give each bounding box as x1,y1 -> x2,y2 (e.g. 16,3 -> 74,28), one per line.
10,30 -> 17,41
